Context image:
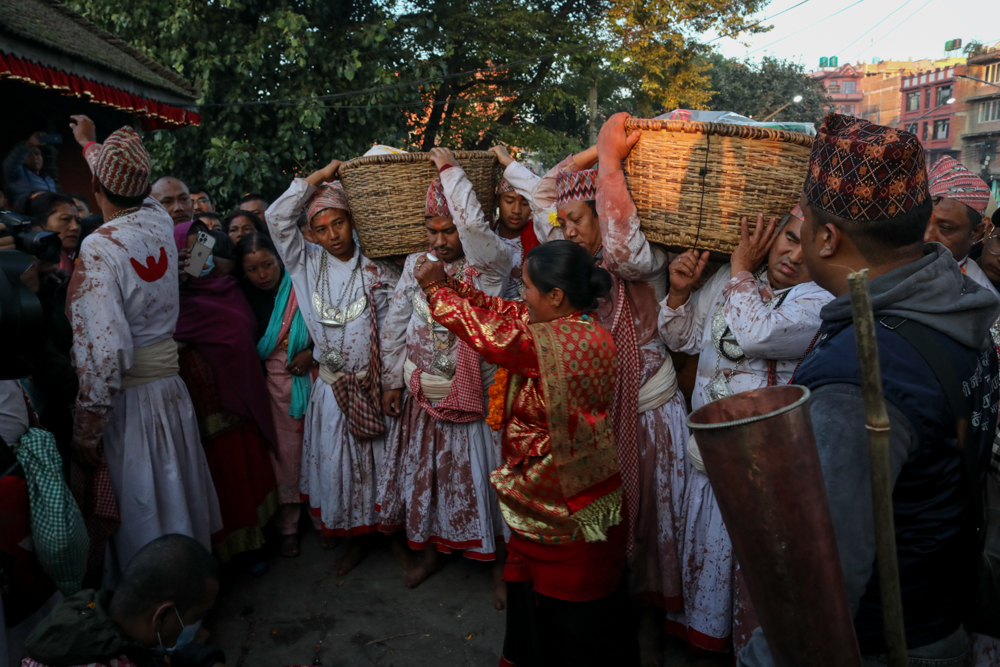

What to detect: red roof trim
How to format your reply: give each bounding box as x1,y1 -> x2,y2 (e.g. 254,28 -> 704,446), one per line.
0,51 -> 199,128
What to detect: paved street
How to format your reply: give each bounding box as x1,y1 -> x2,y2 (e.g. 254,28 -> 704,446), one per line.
204,534 -> 730,667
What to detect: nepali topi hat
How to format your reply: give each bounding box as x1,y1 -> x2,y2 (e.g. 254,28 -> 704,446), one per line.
556,169 -> 598,206
426,178 -> 451,218
927,155 -> 991,217
804,113 -> 928,222
307,181 -> 349,221
95,126 -> 152,198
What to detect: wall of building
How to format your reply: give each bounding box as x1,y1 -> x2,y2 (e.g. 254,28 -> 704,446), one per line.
898,64 -> 969,165
960,44 -> 1000,190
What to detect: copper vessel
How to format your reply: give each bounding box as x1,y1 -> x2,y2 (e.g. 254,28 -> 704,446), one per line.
686,385 -> 862,667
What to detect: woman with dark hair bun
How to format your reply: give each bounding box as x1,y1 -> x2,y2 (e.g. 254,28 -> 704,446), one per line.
414,239 -> 634,665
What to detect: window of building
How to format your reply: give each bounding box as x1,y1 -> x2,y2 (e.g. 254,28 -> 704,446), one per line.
946,68 -> 953,79
933,119 -> 950,140
842,80 -> 856,94
936,85 -> 953,107
905,123 -> 918,134
907,91 -> 920,111
923,122 -> 929,140
980,100 -> 1000,123
987,64 -> 1000,84
925,89 -> 932,108
920,73 -> 927,84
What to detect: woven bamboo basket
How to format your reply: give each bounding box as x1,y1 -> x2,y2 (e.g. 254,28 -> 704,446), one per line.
623,118 -> 814,255
338,151 -> 499,259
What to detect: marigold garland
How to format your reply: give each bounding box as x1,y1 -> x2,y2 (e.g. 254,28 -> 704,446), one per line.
486,366 -> 510,431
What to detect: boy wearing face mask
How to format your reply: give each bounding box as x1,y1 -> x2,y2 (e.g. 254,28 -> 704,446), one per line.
21,534 -> 225,667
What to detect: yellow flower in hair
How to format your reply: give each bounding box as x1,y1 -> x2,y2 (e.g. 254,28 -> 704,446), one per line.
548,210 -> 561,227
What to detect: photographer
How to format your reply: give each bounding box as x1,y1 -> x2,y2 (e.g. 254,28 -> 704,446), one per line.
3,132 -> 57,204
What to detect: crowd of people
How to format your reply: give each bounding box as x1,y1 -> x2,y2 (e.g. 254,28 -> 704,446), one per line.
1,108 -> 999,667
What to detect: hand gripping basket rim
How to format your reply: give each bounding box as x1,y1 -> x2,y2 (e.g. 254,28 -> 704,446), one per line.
338,150 -> 499,259
623,118 -> 814,255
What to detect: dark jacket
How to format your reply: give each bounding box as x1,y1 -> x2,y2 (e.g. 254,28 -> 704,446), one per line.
740,244 -> 1000,664
24,589 -> 153,667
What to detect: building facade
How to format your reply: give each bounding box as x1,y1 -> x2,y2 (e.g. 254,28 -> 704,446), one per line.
857,58 -> 966,129
810,63 -> 864,116
898,64 -> 974,167
960,43 -> 1000,194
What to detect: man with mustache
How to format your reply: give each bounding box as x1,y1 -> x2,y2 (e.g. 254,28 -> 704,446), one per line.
378,147 -> 511,603
658,204 -> 833,656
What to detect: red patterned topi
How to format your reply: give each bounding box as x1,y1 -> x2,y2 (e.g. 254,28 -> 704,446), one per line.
95,126 -> 152,198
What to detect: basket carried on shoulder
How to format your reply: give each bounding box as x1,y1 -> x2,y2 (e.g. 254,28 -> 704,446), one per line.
623,119 -> 813,255
339,151 -> 499,259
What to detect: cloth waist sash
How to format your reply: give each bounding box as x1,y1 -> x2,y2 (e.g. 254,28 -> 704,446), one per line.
318,365 -> 368,386
687,434 -> 706,474
122,339 -> 179,389
636,358 -> 678,414
403,357 -> 451,401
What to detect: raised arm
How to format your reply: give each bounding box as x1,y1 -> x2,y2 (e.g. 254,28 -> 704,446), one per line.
380,255 -> 418,391
67,238 -> 131,450
724,279 -> 830,359
658,263 -> 727,354
265,179 -> 315,276
449,277 -> 529,321
427,286 -> 540,377
595,113 -> 668,281
524,150 -> 597,244
432,149 -> 511,289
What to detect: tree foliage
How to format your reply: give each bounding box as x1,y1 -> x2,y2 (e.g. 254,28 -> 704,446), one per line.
65,0 -> 775,206
705,55 -> 832,125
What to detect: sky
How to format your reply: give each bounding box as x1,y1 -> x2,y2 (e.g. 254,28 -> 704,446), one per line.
707,0 -> 997,68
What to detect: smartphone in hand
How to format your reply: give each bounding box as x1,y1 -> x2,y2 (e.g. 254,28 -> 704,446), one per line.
37,133 -> 64,145
184,231 -> 216,277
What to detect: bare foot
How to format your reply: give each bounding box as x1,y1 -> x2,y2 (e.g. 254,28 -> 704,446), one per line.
333,539 -> 368,575
280,533 -> 300,558
317,530 -> 340,551
401,548 -> 441,588
638,607 -> 664,667
492,544 -> 507,611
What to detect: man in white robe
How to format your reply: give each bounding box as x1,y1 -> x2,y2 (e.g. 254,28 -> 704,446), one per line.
265,159 -> 398,575
66,116 -> 221,583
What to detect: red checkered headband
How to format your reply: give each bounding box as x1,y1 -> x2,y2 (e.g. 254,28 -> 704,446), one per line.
95,126 -> 152,198
426,178 -> 451,218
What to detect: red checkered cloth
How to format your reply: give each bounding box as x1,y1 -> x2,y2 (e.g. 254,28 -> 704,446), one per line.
330,269 -> 385,439
307,181 -> 350,221
928,155 -> 991,216
790,204 -> 804,220
804,113 -> 928,222
557,169 -> 598,205
426,178 -> 451,217
607,279 -> 639,557
70,454 -> 119,589
498,176 -> 514,195
94,126 -> 151,198
409,265 -> 486,423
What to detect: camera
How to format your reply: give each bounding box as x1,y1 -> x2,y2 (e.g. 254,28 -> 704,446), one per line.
0,211 -> 62,264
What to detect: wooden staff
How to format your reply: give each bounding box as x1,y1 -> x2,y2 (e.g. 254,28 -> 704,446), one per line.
848,269 -> 907,667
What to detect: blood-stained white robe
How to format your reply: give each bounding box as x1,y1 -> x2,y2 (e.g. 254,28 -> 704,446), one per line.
265,178 -> 398,536
68,143 -> 221,581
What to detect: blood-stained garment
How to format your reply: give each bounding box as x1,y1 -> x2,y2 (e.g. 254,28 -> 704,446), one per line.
265,178 -> 398,536
67,142 -> 221,580
658,266 -> 832,411
377,164 -> 511,559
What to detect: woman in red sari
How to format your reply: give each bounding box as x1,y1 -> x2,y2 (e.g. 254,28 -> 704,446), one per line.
173,221 -> 279,571
414,239 -> 637,666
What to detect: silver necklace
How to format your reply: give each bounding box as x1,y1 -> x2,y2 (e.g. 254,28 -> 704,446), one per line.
410,258 -> 465,379
314,252 -> 366,373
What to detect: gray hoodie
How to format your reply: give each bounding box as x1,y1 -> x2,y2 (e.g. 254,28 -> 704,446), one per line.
739,243 -> 1000,666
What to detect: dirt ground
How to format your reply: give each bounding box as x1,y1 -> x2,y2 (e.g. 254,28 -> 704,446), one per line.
204,533 -> 732,667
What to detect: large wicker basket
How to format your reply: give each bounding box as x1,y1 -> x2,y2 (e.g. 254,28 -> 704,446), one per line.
623,119 -> 813,254
339,151 -> 499,259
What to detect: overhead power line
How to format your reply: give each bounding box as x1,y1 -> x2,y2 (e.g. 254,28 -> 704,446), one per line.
834,0 -> 914,57
745,0 -> 867,55
707,0 -> 816,45
849,0 -> 940,61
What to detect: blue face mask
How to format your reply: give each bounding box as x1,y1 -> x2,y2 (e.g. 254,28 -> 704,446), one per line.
199,254 -> 215,277
151,607 -> 202,659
